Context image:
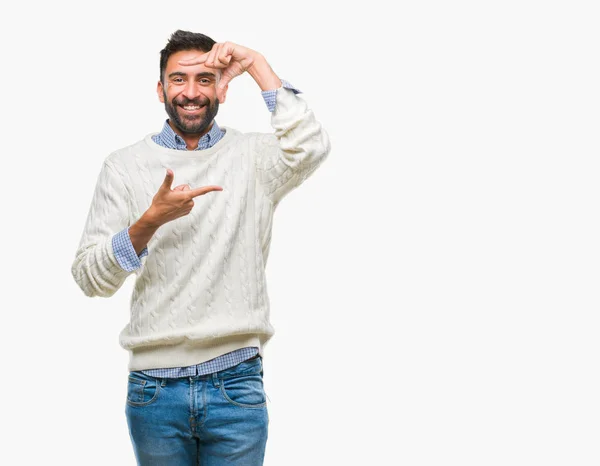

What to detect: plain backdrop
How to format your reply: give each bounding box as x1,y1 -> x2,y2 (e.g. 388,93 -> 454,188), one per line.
1,0 -> 599,464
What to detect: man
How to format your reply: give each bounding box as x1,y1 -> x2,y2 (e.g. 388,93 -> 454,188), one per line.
71,30 -> 330,465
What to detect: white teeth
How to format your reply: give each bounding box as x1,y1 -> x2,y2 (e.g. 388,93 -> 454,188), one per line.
183,105 -> 200,110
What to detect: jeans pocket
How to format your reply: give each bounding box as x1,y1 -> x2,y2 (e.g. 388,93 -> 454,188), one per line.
219,372 -> 267,409
126,371 -> 161,407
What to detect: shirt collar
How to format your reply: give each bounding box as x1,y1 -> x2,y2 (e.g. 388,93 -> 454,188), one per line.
156,119 -> 223,151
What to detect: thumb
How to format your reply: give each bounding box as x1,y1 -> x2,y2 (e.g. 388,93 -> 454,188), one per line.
161,168 -> 174,190
218,75 -> 229,90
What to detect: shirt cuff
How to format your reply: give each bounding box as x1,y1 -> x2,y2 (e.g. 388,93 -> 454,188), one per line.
261,79 -> 302,112
112,227 -> 148,272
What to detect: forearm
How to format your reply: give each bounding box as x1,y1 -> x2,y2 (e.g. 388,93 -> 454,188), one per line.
271,86 -> 331,169
248,54 -> 282,92
255,87 -> 331,204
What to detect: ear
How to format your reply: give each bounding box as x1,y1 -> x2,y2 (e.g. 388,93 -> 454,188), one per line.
218,83 -> 229,104
157,80 -> 165,103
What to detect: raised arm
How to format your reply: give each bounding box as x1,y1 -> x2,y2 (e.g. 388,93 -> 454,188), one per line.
178,42 -> 331,205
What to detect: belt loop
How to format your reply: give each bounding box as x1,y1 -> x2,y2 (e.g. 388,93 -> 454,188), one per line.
212,371 -> 220,388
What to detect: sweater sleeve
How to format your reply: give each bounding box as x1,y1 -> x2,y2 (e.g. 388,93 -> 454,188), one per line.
254,86 -> 331,205
71,160 -> 136,297
261,79 -> 302,112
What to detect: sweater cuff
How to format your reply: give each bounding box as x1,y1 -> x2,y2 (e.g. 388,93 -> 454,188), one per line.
261,79 -> 302,112
270,80 -> 308,120
112,227 -> 147,272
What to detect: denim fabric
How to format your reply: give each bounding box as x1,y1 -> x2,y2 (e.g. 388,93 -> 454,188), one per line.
125,354 -> 268,465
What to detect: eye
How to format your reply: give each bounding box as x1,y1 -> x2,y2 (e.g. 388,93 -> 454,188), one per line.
200,78 -> 211,84
173,77 -> 184,84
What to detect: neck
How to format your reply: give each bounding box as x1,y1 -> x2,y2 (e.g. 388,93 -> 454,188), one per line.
168,120 -> 214,150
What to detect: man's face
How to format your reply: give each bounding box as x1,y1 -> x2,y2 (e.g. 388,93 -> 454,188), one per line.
157,49 -> 228,135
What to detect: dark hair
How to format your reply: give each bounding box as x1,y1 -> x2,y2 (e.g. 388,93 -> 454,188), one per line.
159,30 -> 216,83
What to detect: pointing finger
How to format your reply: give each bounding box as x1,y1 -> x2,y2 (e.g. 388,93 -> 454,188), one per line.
187,185 -> 223,198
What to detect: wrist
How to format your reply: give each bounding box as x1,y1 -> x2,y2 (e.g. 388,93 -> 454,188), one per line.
139,209 -> 162,230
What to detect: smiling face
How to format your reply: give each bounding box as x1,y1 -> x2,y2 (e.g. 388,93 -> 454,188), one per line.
157,49 -> 228,136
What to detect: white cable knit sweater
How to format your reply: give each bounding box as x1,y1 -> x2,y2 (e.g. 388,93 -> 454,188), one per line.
71,88 -> 330,371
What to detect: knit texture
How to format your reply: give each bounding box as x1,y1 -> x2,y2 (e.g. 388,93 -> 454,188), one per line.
71,88 -> 330,371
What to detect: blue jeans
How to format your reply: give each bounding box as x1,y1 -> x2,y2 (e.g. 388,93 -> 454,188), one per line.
125,355 -> 269,465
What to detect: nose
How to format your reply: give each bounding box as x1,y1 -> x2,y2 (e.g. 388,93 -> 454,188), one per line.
182,80 -> 201,100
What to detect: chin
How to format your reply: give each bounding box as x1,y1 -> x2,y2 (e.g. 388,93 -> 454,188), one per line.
182,123 -> 209,134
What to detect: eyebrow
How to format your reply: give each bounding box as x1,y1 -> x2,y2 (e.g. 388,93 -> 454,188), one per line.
168,71 -> 217,79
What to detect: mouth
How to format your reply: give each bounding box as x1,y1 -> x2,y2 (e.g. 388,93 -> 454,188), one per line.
179,104 -> 205,115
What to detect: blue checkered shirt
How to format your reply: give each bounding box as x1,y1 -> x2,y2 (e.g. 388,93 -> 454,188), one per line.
111,80 -> 301,377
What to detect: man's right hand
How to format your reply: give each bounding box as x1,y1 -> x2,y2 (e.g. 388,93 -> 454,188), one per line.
145,168 -> 223,228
